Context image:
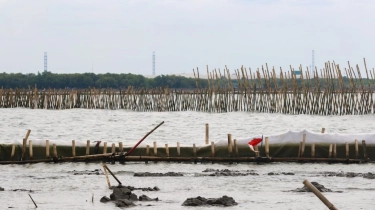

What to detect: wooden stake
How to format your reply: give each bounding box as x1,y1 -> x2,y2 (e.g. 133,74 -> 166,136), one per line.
28,193 -> 38,208
311,144 -> 315,158
211,142 -> 215,157
146,145 -> 150,156
227,134 -> 232,156
234,139 -> 239,157
303,179 -> 337,210
21,129 -> 31,161
345,142 -> 349,158
103,142 -> 107,154
355,139 -> 359,158
362,140 -> 368,160
301,134 -> 306,157
103,163 -> 122,185
165,144 -> 169,157
153,142 -> 157,156
265,137 -> 269,158
46,140 -> 50,158
333,144 -> 337,158
177,142 -> 180,157
254,145 -> 259,157
328,144 -> 332,158
193,144 -> 197,157
205,123 -> 209,144
53,144 -> 57,158
29,140 -> 33,160
86,140 -> 90,156
102,162 -> 111,188
72,140 -> 76,157
11,145 -> 15,161
119,142 -> 123,153
321,128 -> 325,133
111,143 -> 115,154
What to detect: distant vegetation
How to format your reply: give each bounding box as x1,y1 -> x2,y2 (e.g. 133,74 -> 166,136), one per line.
0,71 -> 370,90
0,71 -> 208,89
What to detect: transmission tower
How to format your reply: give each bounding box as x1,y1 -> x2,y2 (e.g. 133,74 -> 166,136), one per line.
152,52 -> 155,76
44,52 -> 47,72
312,50 -> 315,75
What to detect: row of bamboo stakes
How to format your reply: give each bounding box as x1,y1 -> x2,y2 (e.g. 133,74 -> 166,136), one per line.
1,60 -> 375,115
2,126 -> 371,164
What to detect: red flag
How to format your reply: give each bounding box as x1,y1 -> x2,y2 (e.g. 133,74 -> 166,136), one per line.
248,138 -> 262,152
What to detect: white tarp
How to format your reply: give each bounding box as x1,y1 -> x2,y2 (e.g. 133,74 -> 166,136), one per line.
213,130 -> 375,147
5,130 -> 375,148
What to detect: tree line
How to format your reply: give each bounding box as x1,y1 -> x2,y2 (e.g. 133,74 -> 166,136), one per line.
0,71 -> 208,89
0,71 -> 367,90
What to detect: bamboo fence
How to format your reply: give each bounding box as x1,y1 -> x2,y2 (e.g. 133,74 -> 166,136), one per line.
1,61 -> 375,115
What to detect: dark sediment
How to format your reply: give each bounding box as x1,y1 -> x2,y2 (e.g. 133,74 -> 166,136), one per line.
202,169 -> 240,173
134,172 -> 183,177
320,171 -> 375,179
71,169 -> 103,175
101,185 -> 159,207
291,182 -> 334,192
182,195 -> 238,207
0,187 -> 4,191
100,196 -> 110,203
139,195 -> 159,201
115,199 -> 136,207
207,171 -> 259,176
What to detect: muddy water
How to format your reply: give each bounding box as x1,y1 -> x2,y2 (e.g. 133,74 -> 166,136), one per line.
0,109 -> 375,209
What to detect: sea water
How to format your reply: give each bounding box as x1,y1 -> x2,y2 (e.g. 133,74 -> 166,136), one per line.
0,109 -> 374,209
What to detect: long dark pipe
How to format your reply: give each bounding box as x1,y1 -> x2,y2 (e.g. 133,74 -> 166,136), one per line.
126,121 -> 164,156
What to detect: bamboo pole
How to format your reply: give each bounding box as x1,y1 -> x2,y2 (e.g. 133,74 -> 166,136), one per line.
28,194 -> 38,208
303,180 -> 338,210
21,129 -> 31,161
46,140 -> 50,158
234,139 -> 238,157
119,142 -> 123,153
29,140 -> 33,160
72,140 -> 76,157
102,162 -> 111,188
333,144 -> 337,158
193,144 -> 197,157
111,143 -> 115,154
227,134 -> 232,156
311,144 -> 315,158
153,142 -> 157,156
361,140 -> 368,160
53,144 -> 57,158
355,139 -> 359,158
176,142 -> 180,157
265,137 -> 269,158
146,145 -> 150,156
11,145 -> 15,161
301,134 -> 306,157
86,140 -> 90,156
165,144 -> 169,157
328,144 -> 332,158
103,163 -> 122,185
103,142 -> 107,154
345,142 -> 349,158
205,123 -> 209,144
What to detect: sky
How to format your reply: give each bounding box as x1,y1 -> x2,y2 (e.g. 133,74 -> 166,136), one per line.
1,0 -> 374,76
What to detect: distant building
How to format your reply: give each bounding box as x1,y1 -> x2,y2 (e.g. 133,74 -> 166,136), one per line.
294,70 -> 301,75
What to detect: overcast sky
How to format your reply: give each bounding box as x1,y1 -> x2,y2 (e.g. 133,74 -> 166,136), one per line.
1,0 -> 374,76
